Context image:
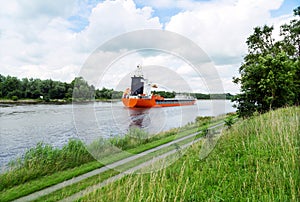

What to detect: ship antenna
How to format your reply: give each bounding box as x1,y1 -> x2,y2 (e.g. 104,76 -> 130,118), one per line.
135,64 -> 143,77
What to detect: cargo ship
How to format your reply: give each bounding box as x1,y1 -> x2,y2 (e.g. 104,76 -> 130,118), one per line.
122,65 -> 196,108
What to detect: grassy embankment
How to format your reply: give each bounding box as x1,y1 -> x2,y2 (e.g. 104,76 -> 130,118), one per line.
29,128 -> 211,202
78,107 -> 299,201
0,116 -> 221,201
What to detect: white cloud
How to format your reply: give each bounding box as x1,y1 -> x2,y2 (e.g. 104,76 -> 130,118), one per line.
0,0 -> 296,93
165,0 -> 284,65
75,0 -> 162,52
0,1 -> 78,79
0,0 -> 162,83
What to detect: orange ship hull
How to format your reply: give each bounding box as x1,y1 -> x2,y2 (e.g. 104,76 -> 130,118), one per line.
122,95 -> 196,108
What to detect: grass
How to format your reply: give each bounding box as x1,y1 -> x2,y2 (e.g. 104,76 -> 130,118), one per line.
0,140 -> 94,191
0,116 -> 218,201
0,161 -> 103,202
79,106 -> 299,201
29,125 -> 216,202
31,169 -> 119,202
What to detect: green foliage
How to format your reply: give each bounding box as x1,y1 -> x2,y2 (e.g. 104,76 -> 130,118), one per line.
95,87 -> 123,100
192,92 -> 210,99
233,7 -> 300,117
72,77 -> 95,100
0,140 -> 94,191
108,127 -> 178,151
224,116 -> 234,129
0,74 -> 231,102
109,128 -> 148,150
80,107 -> 299,201
200,125 -> 209,135
11,96 -> 18,101
0,75 -> 123,101
195,116 -> 212,123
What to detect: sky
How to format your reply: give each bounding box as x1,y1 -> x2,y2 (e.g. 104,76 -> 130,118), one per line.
0,0 -> 298,94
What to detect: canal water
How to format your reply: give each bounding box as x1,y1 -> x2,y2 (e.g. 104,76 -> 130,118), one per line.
0,100 -> 235,171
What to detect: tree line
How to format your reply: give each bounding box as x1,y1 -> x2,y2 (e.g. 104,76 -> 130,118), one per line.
0,75 -> 123,101
0,74 -> 234,102
233,7 -> 300,117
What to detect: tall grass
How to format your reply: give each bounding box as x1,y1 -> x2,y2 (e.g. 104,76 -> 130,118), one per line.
0,140 -> 94,191
109,116 -> 212,151
79,107 -> 299,201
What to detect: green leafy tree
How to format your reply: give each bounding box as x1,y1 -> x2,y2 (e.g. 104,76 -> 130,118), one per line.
280,7 -> 300,58
21,78 -> 30,98
49,81 -> 66,99
29,78 -> 42,99
95,87 -> 123,99
233,7 -> 300,117
2,76 -> 22,98
72,77 -> 94,100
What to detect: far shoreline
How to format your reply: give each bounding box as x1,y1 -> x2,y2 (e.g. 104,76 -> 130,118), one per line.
0,98 -> 122,105
0,97 -> 234,106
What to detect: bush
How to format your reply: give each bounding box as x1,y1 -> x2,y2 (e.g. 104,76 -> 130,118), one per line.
11,96 -> 18,101
195,116 -> 212,123
224,116 -> 234,129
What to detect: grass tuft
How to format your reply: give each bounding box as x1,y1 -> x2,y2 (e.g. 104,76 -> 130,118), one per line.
0,140 -> 94,191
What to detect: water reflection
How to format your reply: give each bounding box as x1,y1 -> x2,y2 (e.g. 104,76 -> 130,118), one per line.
128,108 -> 150,129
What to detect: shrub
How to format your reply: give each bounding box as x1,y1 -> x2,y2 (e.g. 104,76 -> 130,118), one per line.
11,96 -> 18,101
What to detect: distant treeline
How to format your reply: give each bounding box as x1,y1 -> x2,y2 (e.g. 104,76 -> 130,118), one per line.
0,75 -> 122,101
152,90 -> 233,100
0,74 -> 233,101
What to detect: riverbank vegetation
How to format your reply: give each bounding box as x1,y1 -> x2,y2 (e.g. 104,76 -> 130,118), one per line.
0,75 -> 123,102
0,140 -> 94,192
0,115 -> 216,201
80,106 -> 299,201
0,74 -> 234,103
233,7 -> 300,117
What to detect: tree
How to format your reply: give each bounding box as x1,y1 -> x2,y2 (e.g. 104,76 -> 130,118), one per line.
2,75 -> 22,99
0,74 -> 6,97
72,77 -> 94,100
49,81 -> 66,99
280,7 -> 300,58
29,79 -> 42,99
233,7 -> 300,117
280,7 -> 300,105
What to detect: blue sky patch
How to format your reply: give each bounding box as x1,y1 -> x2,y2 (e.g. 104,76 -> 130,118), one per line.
271,0 -> 299,17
